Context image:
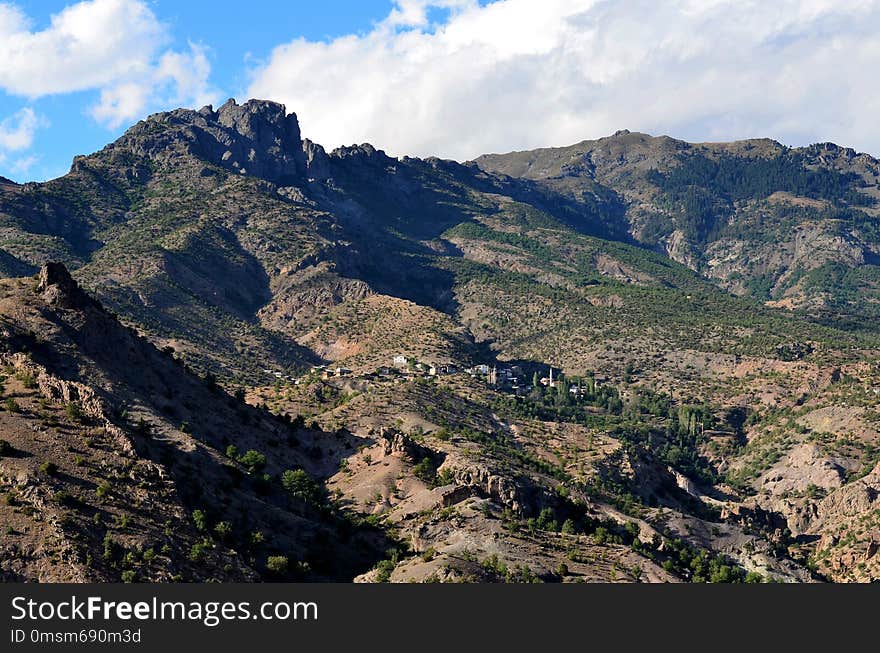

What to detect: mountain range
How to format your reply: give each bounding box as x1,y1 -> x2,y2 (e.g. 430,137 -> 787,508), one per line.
2,99 -> 879,582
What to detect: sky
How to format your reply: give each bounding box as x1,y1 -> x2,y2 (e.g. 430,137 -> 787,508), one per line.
2,0 -> 880,182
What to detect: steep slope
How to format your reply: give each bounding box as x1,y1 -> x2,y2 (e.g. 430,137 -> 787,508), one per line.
0,264 -> 387,581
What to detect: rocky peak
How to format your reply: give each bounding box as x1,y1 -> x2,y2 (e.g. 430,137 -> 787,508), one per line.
37,262 -> 91,309
107,98 -> 309,184
330,143 -> 393,163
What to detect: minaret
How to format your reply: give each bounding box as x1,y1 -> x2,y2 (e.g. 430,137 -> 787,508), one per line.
549,367 -> 554,388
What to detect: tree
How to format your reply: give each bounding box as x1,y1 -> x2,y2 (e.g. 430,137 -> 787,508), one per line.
413,457 -> 437,484
239,449 -> 267,472
281,469 -> 321,506
536,507 -> 558,532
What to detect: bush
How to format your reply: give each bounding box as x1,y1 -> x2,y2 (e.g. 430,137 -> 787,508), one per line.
4,398 -> 21,413
39,461 -> 58,476
192,509 -> 208,532
65,402 -> 84,423
239,449 -> 267,472
266,555 -> 289,575
373,559 -> 395,583
536,507 -> 558,532
103,535 -> 123,563
55,491 -> 79,508
189,539 -> 213,562
0,439 -> 13,457
214,521 -> 233,541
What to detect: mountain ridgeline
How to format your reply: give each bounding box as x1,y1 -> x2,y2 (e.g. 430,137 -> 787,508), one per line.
3,100 -> 880,583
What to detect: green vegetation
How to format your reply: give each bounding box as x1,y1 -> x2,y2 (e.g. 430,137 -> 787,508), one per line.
39,461 -> 58,476
266,556 -> 289,575
281,469 -> 323,507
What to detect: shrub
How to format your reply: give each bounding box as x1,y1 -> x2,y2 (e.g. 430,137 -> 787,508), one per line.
103,535 -> 123,563
266,556 -> 289,575
192,509 -> 208,532
65,402 -> 84,423
536,507 -> 558,532
0,439 -> 13,456
374,559 -> 395,583
39,461 -> 58,476
55,491 -> 79,508
239,449 -> 266,472
4,398 -> 21,413
95,481 -> 112,499
189,539 -> 213,562
214,521 -> 233,541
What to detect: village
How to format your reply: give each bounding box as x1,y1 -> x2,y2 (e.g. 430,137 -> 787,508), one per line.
259,353 -> 609,400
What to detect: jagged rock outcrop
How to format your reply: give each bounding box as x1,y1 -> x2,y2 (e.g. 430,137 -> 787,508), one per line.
3,351 -> 136,458
105,98 -> 309,183
379,427 -> 433,463
37,262 -> 92,309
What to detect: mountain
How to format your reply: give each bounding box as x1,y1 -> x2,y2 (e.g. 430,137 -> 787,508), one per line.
476,131 -> 880,324
2,99 -> 880,582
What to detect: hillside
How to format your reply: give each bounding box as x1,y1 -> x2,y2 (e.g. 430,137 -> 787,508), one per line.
0,264 -> 387,581
476,131 -> 880,325
1,100 -> 880,582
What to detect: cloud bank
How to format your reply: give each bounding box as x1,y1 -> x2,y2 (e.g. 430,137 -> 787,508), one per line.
248,0 -> 880,160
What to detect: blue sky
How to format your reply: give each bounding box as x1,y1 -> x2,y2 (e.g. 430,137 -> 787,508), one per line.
3,1 -> 880,182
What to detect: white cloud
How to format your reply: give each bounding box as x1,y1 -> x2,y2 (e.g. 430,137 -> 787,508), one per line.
90,82 -> 154,129
0,0 -> 219,128
0,0 -> 164,97
248,0 -> 880,160
91,42 -> 219,128
0,107 -> 42,151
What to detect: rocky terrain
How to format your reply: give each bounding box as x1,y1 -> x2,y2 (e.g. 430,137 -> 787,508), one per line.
2,99 -> 880,582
